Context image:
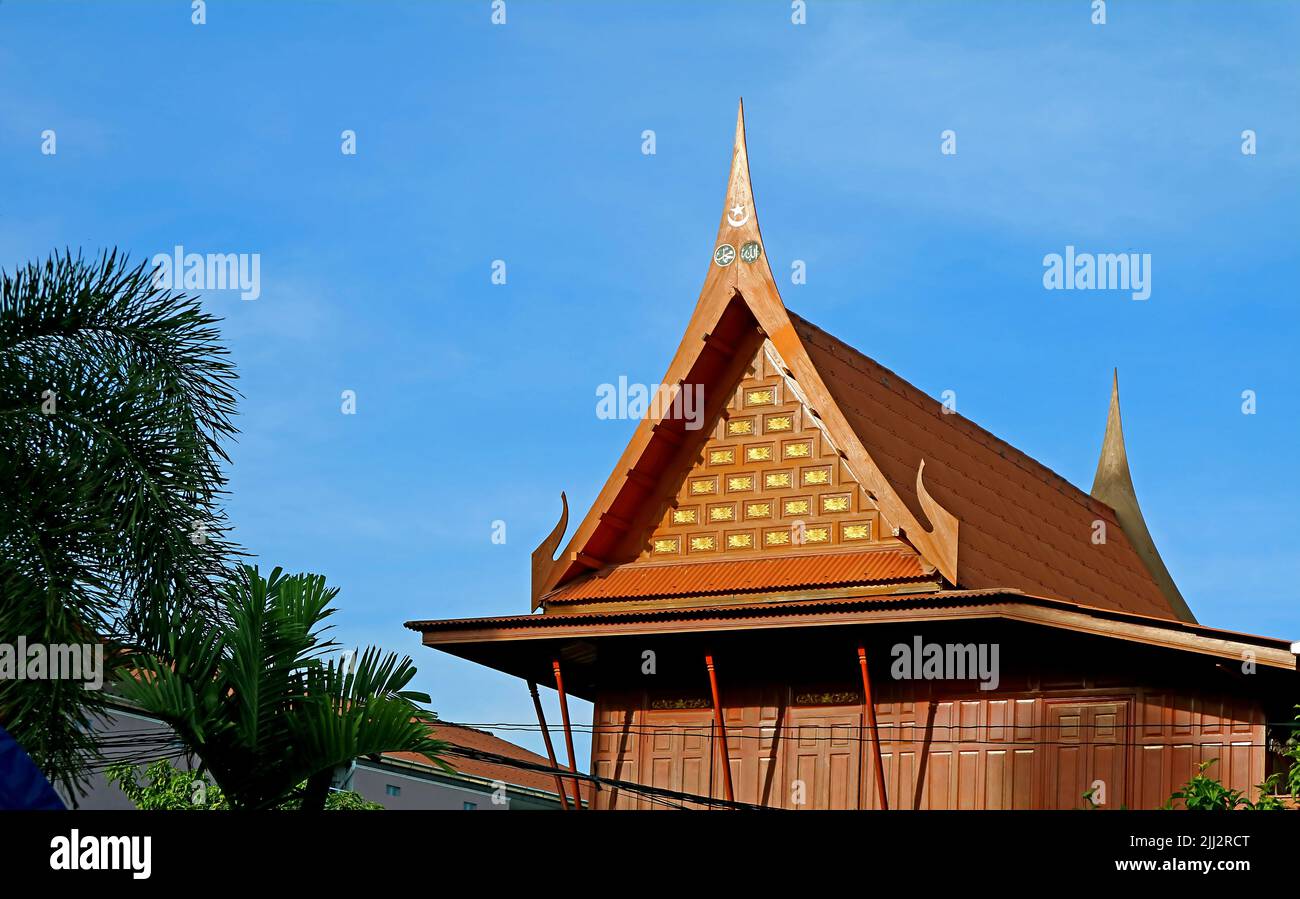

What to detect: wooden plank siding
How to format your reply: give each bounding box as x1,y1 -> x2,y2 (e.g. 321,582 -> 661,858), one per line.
590,686 -> 1268,810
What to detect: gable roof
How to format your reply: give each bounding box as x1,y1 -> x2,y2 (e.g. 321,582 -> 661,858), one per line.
530,100 -> 1189,623
791,314 -> 1180,620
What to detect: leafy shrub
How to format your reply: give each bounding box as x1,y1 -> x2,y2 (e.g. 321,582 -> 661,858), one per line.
107,760 -> 382,810
1165,759 -> 1284,811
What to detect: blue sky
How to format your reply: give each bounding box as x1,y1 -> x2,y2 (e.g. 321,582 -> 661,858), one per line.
3,1 -> 1297,763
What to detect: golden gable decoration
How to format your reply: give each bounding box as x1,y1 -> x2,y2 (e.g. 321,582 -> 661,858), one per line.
639,342 -> 882,560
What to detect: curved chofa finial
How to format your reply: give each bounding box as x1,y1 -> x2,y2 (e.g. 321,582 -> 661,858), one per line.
531,492 -> 568,608
915,460 -> 959,582
1090,371 -> 1196,623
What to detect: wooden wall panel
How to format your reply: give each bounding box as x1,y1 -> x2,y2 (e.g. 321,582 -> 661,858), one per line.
924,751 -> 952,809
1138,744 -> 1165,809
985,749 -> 1008,809
588,682 -> 1269,810
1130,690 -> 1267,809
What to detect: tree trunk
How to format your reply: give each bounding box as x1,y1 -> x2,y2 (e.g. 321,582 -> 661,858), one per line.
301,769 -> 333,811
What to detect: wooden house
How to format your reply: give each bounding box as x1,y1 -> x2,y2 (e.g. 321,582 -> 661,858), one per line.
408,103 -> 1296,810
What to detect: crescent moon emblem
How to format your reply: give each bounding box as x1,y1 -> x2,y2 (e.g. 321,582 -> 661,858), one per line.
726,203 -> 750,227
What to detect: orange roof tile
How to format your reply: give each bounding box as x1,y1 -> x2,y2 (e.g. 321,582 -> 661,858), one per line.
545,548 -> 934,603
789,312 -> 1178,620
385,721 -> 583,801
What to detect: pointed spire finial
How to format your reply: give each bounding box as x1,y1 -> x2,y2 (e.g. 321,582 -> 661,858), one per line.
703,98 -> 774,285
1090,371 -> 1196,623
1092,368 -> 1127,491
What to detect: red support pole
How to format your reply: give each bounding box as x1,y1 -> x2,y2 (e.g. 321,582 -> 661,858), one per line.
704,653 -> 735,804
527,680 -> 570,810
858,645 -> 889,810
552,659 -> 585,809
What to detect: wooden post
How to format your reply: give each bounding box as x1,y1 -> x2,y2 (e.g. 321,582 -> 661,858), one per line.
527,680 -> 570,810
857,645 -> 889,810
704,653 -> 735,804
551,659 -> 585,809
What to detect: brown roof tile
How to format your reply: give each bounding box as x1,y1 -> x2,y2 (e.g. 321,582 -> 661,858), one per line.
385,722 -> 581,801
789,311 -> 1178,620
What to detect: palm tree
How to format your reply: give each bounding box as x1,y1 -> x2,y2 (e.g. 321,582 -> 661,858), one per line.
117,564 -> 450,810
0,249 -> 238,799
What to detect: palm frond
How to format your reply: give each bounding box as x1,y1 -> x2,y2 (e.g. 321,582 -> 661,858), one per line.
0,248 -> 240,798
116,565 -> 449,810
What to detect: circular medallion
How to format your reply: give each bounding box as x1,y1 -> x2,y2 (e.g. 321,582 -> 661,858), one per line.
714,244 -> 736,266
740,241 -> 762,263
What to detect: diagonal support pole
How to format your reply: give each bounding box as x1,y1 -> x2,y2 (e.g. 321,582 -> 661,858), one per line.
552,659 -> 585,809
858,645 -> 889,810
705,653 -> 735,804
528,679 -> 570,810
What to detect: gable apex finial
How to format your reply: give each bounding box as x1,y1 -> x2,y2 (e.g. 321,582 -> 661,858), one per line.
709,98 -> 771,282
1093,368 -> 1127,489
1090,370 -> 1197,624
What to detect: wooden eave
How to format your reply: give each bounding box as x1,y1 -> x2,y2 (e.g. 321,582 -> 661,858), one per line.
408,589 -> 1297,681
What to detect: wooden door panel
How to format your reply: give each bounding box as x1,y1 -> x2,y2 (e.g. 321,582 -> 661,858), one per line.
783,706 -> 862,809
1047,700 -> 1129,810
639,711 -> 713,810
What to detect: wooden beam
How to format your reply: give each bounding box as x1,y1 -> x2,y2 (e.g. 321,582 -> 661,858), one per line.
570,551 -> 604,570
652,422 -> 684,446
599,511 -> 632,533
527,680 -> 570,810
551,660 -> 585,809
704,653 -> 735,804
702,331 -> 736,356
625,468 -> 656,490
857,646 -> 889,810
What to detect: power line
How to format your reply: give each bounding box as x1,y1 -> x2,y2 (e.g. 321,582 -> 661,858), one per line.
437,742 -> 769,811
461,719 -> 1300,732
443,720 -> 1297,751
